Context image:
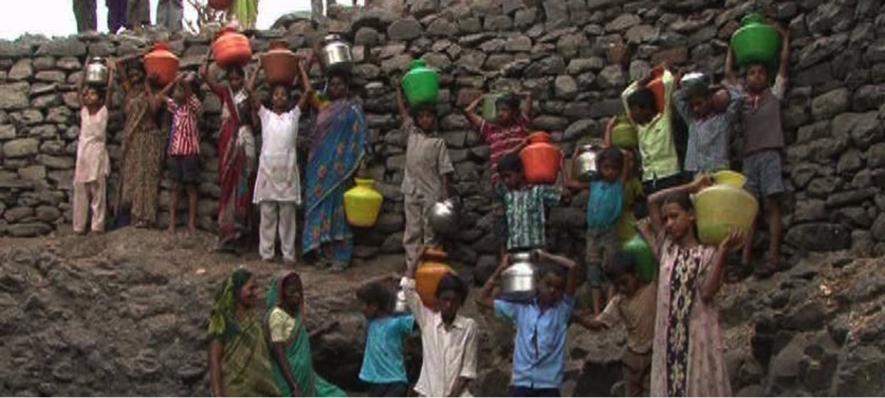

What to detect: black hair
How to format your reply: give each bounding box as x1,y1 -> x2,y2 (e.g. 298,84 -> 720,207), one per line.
660,190 -> 695,213
536,261 -> 567,281
497,152 -> 524,174
744,61 -> 773,77
356,281 -> 392,311
495,93 -> 521,111
598,147 -> 625,172
226,66 -> 245,79
411,103 -> 437,117
436,272 -> 468,302
686,83 -> 711,100
269,84 -> 292,98
125,58 -> 145,74
326,69 -> 352,85
626,87 -> 657,112
605,251 -> 638,281
85,86 -> 107,102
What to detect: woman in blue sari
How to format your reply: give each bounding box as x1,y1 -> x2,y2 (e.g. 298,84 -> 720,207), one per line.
300,55 -> 369,271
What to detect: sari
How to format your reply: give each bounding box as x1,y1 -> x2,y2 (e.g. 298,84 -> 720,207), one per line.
208,269 -> 281,397
265,271 -> 347,397
121,89 -> 164,226
213,86 -> 256,250
302,96 -> 368,267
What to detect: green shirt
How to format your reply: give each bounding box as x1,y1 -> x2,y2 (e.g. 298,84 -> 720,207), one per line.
621,70 -> 681,182
504,185 -> 562,250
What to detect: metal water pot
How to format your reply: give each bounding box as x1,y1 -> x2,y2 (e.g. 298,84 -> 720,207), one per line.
320,34 -> 353,74
428,198 -> 460,236
85,58 -> 108,86
500,251 -> 537,301
575,144 -> 601,182
393,288 -> 409,314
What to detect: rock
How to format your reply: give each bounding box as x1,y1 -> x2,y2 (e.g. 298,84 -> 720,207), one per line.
564,119 -> 597,142
504,35 -> 532,52
597,65 -> 625,89
387,18 -> 423,41
484,15 -> 513,31
567,58 -> 604,74
811,88 -> 849,121
605,13 -> 640,32
797,33 -> 848,70
0,124 -> 16,140
872,214 -> 885,242
837,149 -> 863,174
3,207 -> 34,222
779,301 -> 827,331
785,223 -> 851,251
19,165 -> 46,181
8,59 -> 34,81
524,56 -> 566,77
531,115 -> 569,131
380,232 -> 406,253
354,27 -> 382,46
3,138 -> 39,158
35,38 -> 87,57
426,19 -> 457,37
854,84 -> 885,112
868,143 -> 885,169
554,75 -> 578,99
793,200 -> 827,223
0,82 -> 31,110
35,206 -> 60,222
0,41 -> 32,58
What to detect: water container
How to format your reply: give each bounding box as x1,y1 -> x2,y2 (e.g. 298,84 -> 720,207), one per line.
144,44 -> 180,87
731,14 -> 781,68
401,59 -> 440,108
213,26 -> 252,69
263,40 -> 298,86
694,173 -> 759,251
415,249 -> 456,309
344,178 -> 383,227
623,235 -> 656,283
610,115 -> 638,149
519,132 -> 562,185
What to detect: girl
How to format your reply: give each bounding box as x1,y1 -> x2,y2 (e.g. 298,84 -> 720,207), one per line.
265,271 -> 346,397
208,269 -> 280,397
300,46 -> 370,272
202,50 -> 257,254
248,57 -> 312,264
73,59 -> 114,235
636,176 -> 742,397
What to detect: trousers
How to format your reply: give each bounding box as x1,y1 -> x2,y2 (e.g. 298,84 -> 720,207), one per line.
259,201 -> 298,262
73,179 -> 107,233
157,0 -> 183,32
73,0 -> 97,32
403,198 -> 438,269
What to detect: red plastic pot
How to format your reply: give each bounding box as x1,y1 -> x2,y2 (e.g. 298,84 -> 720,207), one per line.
208,0 -> 232,11
520,132 -> 562,185
262,41 -> 298,86
213,26 -> 252,69
143,43 -> 180,87
647,66 -> 666,114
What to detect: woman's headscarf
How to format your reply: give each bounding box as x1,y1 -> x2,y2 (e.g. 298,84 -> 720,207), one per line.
265,270 -> 305,317
208,268 -> 253,338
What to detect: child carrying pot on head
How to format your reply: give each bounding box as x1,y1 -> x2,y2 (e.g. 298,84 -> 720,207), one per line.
674,77 -> 743,178
464,91 -> 533,257
496,153 -> 562,253
477,249 -> 580,397
635,176 -> 744,397
396,81 -> 455,271
577,251 -> 656,397
356,281 -> 415,397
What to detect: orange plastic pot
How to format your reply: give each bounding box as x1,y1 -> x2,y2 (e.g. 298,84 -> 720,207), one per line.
208,0 -> 232,11
263,41 -> 298,86
415,249 -> 456,310
647,66 -> 666,113
143,43 -> 180,87
519,132 -> 562,185
213,26 -> 252,69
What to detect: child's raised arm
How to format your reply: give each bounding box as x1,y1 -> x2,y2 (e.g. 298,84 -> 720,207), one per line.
724,45 -> 737,86
536,250 -> 579,298
702,228 -> 744,301
776,25 -> 790,82
475,254 -> 510,313
104,59 -> 115,110
394,77 -> 409,125
200,48 -> 225,97
463,96 -> 485,128
155,74 -> 181,104
647,175 -> 712,236
519,90 -> 532,119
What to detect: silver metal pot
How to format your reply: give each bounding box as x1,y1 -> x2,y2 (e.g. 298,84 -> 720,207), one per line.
428,199 -> 460,236
85,58 -> 108,86
393,288 -> 409,314
500,251 -> 536,301
320,35 -> 353,74
575,144 -> 601,182
680,72 -> 707,89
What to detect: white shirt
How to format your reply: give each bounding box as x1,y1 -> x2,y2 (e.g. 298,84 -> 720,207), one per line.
401,277 -> 478,397
254,106 -> 301,204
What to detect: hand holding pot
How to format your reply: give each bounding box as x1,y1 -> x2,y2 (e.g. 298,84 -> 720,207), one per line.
719,227 -> 745,252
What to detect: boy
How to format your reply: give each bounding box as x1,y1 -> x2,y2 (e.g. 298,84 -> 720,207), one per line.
464,92 -> 533,256
577,251 -> 656,397
477,249 -> 580,397
621,63 -> 683,209
726,24 -> 790,278
356,281 -> 415,397
158,73 -> 202,234
567,147 -> 626,315
402,267 -> 478,396
497,153 -> 562,252
674,80 -> 743,177
396,83 -> 455,269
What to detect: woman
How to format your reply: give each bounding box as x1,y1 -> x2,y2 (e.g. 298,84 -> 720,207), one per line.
115,55 -> 165,229
228,0 -> 258,29
265,271 -> 346,397
202,52 -> 257,253
301,55 -> 369,271
208,269 -> 281,397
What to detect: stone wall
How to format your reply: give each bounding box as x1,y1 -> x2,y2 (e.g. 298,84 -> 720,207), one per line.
1,0 -> 884,267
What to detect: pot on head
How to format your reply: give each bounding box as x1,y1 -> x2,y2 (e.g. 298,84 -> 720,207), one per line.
500,251 -> 537,302
320,34 -> 353,75
85,57 -> 108,86
575,144 -> 601,182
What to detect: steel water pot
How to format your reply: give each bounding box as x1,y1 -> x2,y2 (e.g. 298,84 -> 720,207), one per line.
428,198 -> 460,236
85,58 -> 108,86
320,34 -> 354,74
500,251 -> 537,302
574,144 -> 601,182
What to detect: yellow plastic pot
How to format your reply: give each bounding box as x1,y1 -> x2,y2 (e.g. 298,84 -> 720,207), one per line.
694,183 -> 758,251
713,170 -> 747,188
344,178 -> 383,227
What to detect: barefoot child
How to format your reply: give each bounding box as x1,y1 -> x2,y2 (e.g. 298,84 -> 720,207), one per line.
396,82 -> 454,269
577,251 -> 656,397
639,177 -> 743,397
73,59 -> 114,235
674,79 -> 742,177
356,281 -> 415,397
157,73 -> 202,234
477,249 -> 580,396
248,58 -> 311,264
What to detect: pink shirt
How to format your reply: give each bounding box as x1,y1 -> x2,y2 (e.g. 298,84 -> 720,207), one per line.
478,113 -> 529,186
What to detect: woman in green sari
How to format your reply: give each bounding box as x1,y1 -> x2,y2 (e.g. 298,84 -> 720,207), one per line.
208,269 -> 280,397
265,271 -> 347,397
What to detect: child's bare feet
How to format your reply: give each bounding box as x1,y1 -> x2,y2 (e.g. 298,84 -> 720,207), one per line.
188,224 -> 197,235
167,224 -> 175,234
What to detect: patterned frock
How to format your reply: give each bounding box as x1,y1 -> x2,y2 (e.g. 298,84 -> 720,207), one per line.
650,236 -> 731,397
121,90 -> 164,226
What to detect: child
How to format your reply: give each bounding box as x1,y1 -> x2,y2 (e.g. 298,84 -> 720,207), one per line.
674,80 -> 743,177
726,24 -> 790,278
464,92 -> 532,256
577,251 -> 656,397
637,177 -> 743,397
396,82 -> 454,270
477,249 -> 579,397
567,147 -> 625,315
401,265 -> 478,397
157,72 -> 202,235
356,281 -> 415,397
497,153 -> 562,252
73,59 -> 115,235
248,58 -> 311,264
620,63 -> 683,201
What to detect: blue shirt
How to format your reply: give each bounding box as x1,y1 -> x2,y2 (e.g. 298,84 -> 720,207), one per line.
586,180 -> 624,230
359,315 -> 415,384
495,297 -> 576,389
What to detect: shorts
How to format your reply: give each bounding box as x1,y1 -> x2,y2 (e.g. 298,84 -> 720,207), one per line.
636,172 -> 690,219
167,155 -> 200,184
622,349 -> 652,397
742,150 -> 784,199
585,227 -> 619,289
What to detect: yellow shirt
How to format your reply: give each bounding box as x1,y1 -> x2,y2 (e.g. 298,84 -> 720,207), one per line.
621,71 -> 681,182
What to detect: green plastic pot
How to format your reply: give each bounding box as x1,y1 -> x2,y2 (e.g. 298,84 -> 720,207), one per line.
401,59 -> 440,108
623,234 -> 656,283
482,93 -> 501,122
610,116 -> 638,149
731,14 -> 781,68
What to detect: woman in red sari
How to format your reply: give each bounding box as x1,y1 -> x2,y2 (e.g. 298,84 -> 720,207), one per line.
201,53 -> 257,253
